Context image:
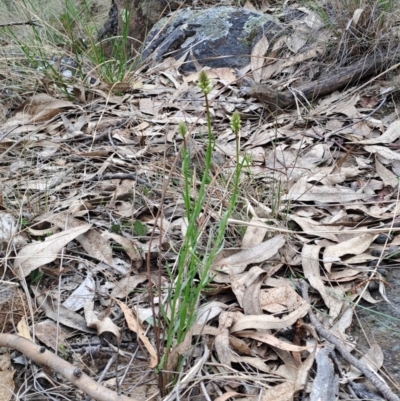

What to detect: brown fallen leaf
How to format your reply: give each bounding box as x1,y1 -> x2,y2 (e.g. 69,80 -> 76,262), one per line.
114,299 -> 158,368
213,235 -> 285,275
323,234 -> 375,272
45,214 -> 113,264
260,381 -> 294,401
302,244 -> 343,319
236,330 -> 313,352
34,288 -> 94,334
13,223 -> 91,279
84,300 -> 120,340
13,93 -> 75,123
230,300 -> 309,332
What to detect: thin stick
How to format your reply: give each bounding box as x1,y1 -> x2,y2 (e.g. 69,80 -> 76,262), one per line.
0,20 -> 40,28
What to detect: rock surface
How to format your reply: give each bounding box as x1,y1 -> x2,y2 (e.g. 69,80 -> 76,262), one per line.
142,6 -> 283,72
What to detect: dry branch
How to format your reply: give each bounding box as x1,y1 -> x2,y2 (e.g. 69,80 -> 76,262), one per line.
0,20 -> 40,28
299,281 -> 400,401
0,334 -> 134,401
242,53 -> 395,110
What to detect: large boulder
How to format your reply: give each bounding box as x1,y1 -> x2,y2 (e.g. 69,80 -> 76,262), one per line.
142,6 -> 283,72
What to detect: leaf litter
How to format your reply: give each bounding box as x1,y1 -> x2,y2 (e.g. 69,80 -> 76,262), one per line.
2,2 -> 400,401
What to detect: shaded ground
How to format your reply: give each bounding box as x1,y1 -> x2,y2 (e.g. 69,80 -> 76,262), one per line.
353,266 -> 400,388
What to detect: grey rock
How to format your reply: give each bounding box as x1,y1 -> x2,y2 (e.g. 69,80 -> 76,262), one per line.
142,6 -> 283,72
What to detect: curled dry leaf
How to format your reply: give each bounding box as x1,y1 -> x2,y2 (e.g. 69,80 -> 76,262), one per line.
195,301 -> 230,325
289,214 -> 339,241
284,176 -> 370,202
359,119 -> 400,144
364,145 -> 400,161
230,354 -> 272,373
375,158 -> 399,188
13,93 -> 75,123
230,265 -> 265,309
242,272 -> 264,315
84,300 -> 120,340
241,217 -> 269,248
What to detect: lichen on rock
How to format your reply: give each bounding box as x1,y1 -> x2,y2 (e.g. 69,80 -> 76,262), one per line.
142,6 -> 283,72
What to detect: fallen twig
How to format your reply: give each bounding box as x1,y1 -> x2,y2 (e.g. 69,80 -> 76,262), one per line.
239,53 -> 398,110
0,20 -> 40,27
299,281 -> 400,401
0,334 -> 134,401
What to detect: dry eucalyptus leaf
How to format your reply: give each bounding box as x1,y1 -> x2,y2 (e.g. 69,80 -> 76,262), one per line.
213,235 -> 285,275
323,234 -> 375,272
102,231 -> 143,268
259,381 -> 294,401
259,284 -> 305,314
235,331 -> 313,352
115,299 -> 158,368
62,273 -> 95,312
230,300 -> 309,332
34,289 -> 94,334
359,119 -> 400,144
302,244 -> 343,319
13,93 -> 75,123
347,343 -> 384,380
45,214 -> 113,264
84,299 -> 120,340
110,274 -> 148,298
13,224 -> 91,279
